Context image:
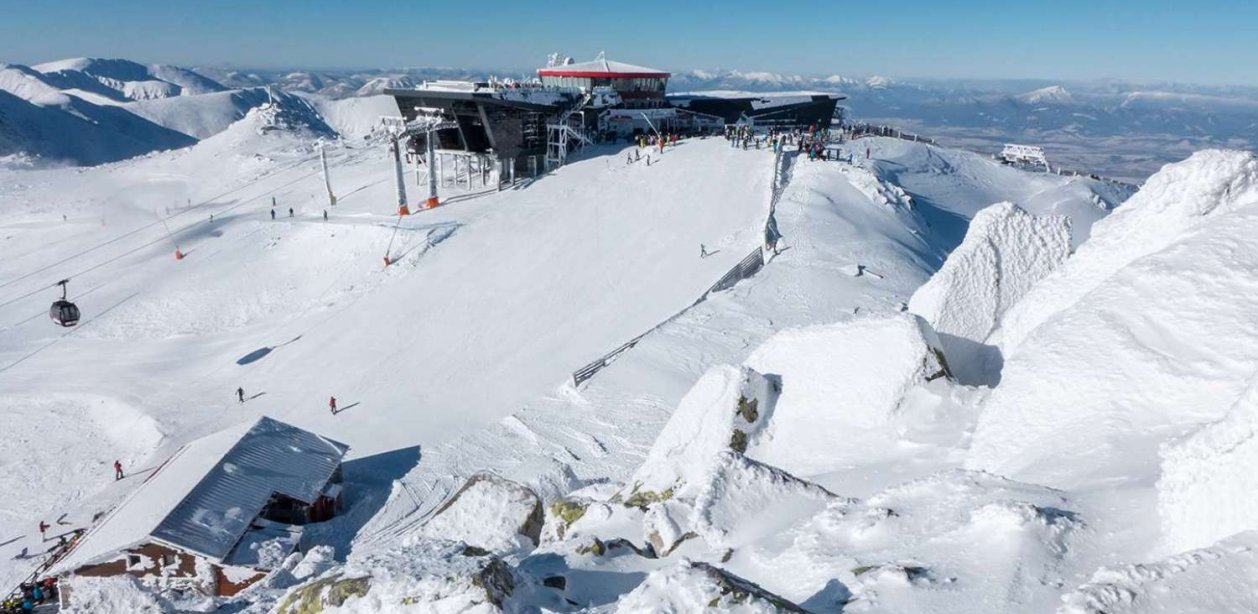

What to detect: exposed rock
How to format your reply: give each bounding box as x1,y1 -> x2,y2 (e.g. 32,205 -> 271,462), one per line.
545,498 -> 589,541
643,500 -> 697,557
275,541 -> 517,613
275,575 -> 370,614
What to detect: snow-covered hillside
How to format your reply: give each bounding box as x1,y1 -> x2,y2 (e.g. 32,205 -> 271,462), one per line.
4,75 -> 1258,613
0,58 -> 393,166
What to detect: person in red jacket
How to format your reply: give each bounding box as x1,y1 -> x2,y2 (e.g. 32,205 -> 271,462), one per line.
38,521 -> 49,541
114,460 -> 123,481
329,396 -> 337,415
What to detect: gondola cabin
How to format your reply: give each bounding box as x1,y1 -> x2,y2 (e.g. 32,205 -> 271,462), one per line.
50,280 -> 80,326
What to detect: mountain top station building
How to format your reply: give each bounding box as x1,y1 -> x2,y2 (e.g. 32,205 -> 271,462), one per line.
384,52 -> 844,175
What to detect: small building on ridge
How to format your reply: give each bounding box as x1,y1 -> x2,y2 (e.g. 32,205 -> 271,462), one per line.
53,416 -> 348,601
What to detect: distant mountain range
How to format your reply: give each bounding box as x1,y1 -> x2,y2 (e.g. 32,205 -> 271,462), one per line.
2,57 -> 1256,178
0,58 -> 398,167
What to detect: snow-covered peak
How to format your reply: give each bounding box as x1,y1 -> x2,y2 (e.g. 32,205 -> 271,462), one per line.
34,57 -> 153,81
30,57 -> 226,101
864,75 -> 894,89
0,64 -> 72,106
1016,85 -> 1074,105
822,74 -> 860,85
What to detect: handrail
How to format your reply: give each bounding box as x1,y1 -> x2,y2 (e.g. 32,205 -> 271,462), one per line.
571,148 -> 788,387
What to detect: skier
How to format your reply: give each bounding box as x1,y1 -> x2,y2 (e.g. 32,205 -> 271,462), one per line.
866,146 -> 871,159
288,207 -> 294,218
236,387 -> 245,403
113,460 -> 123,481
323,210 -> 328,221
270,208 -> 276,220
38,521 -> 48,541
329,396 -> 337,414
700,244 -> 709,258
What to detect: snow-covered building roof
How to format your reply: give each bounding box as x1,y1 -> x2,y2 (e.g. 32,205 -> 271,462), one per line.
537,56 -> 669,79
54,417 -> 348,573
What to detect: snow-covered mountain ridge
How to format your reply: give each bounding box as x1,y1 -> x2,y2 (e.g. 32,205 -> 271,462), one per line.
0,58 -> 397,166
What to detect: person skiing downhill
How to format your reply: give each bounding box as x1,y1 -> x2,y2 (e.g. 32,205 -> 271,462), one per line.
270,208 -> 276,220
113,460 -> 123,481
236,387 -> 245,403
38,521 -> 49,541
288,207 -> 294,218
329,396 -> 337,414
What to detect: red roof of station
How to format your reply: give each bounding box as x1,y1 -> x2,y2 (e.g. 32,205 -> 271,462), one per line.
537,56 -> 670,79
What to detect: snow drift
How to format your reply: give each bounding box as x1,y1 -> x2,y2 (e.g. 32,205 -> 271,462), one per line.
743,314 -> 950,476
1158,378 -> 1258,553
967,150 -> 1258,489
613,560 -> 804,613
1058,532 -> 1258,614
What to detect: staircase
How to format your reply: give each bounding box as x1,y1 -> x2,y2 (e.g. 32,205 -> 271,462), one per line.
545,93 -> 593,170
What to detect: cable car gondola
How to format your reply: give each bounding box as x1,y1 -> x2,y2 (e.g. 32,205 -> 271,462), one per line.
50,279 -> 80,327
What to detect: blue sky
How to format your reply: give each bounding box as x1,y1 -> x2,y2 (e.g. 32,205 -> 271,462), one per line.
2,0 -> 1254,85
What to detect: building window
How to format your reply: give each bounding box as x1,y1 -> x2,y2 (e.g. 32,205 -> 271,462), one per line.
161,554 -> 177,567
127,554 -> 141,568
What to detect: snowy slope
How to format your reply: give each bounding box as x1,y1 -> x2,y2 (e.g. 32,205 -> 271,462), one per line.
11,109 -> 1215,611
0,86 -> 197,165
124,88 -> 273,139
861,136 -> 1126,252
304,94 -> 399,140
0,132 -> 779,590
966,150 -> 1258,489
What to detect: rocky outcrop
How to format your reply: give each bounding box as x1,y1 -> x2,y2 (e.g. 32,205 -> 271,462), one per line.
276,576 -> 370,614
274,541 -> 517,613
422,473 -> 544,554
628,365 -> 778,502
614,560 -> 806,612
